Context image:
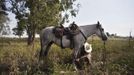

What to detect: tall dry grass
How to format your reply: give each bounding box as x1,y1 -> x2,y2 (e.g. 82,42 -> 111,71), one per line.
0,37 -> 134,75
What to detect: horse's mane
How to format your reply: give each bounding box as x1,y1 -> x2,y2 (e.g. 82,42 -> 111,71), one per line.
79,24 -> 97,27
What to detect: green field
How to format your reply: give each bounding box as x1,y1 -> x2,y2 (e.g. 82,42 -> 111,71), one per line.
0,37 -> 134,75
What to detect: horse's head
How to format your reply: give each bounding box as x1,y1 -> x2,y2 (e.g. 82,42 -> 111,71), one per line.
95,21 -> 108,41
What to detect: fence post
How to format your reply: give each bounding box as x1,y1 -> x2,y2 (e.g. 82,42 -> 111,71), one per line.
128,32 -> 132,47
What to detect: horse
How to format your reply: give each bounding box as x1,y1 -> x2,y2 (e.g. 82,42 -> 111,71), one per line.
39,21 -> 108,70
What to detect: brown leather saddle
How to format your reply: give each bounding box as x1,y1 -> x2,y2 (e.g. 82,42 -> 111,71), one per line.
53,22 -> 80,38
53,22 -> 80,48
53,26 -> 65,38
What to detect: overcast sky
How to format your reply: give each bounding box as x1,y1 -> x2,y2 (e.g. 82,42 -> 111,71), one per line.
9,0 -> 134,37
67,0 -> 134,36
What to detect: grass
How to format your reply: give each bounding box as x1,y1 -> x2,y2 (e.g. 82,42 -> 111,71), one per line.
0,37 -> 134,75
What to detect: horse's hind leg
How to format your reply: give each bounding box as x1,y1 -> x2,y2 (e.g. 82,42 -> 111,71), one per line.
39,41 -> 53,59
43,42 -> 53,56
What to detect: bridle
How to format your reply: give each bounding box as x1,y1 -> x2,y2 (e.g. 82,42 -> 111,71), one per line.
98,24 -> 105,40
98,24 -> 108,74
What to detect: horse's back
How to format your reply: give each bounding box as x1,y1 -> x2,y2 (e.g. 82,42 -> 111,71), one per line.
42,26 -> 54,32
41,26 -> 54,33
40,26 -> 54,40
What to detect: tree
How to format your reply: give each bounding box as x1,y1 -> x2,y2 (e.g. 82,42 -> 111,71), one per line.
0,0 -> 7,14
12,21 -> 24,38
6,0 -> 79,45
0,0 -> 10,36
106,32 -> 110,37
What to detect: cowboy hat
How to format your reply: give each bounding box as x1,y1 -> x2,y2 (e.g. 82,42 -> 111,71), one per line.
84,42 -> 92,53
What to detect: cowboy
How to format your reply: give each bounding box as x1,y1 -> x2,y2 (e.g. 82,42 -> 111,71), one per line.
76,42 -> 92,61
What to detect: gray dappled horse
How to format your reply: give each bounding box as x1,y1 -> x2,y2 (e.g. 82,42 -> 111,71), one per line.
39,21 -> 108,70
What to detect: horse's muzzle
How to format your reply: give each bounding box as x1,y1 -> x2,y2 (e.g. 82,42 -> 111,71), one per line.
102,36 -> 108,41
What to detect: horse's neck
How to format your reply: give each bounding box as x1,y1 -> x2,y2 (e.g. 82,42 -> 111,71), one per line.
80,25 -> 97,38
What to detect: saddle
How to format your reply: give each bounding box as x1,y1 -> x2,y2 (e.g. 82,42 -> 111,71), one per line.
53,22 -> 80,38
68,22 -> 80,35
53,26 -> 65,38
53,22 -> 80,48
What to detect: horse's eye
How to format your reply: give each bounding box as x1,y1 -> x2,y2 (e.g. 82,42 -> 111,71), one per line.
102,28 -> 104,31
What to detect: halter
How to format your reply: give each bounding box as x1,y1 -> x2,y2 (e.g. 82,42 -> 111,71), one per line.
98,24 -> 106,41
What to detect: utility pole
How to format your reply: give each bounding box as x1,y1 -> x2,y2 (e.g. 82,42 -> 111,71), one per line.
129,31 -> 132,47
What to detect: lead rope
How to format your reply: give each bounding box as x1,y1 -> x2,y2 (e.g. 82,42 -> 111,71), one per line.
102,41 -> 108,75
98,27 -> 108,75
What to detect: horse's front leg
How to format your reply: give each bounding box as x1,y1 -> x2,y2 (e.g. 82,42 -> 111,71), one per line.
72,47 -> 82,71
72,34 -> 85,71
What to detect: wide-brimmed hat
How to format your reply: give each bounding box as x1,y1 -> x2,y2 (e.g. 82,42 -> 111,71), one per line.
84,42 -> 92,53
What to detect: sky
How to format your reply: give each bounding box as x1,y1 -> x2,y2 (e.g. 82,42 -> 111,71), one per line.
8,0 -> 134,37
67,0 -> 134,36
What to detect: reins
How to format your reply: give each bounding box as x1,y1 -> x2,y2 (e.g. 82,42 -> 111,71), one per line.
102,41 -> 108,75
98,26 -> 107,62
102,41 -> 106,62
79,30 -> 87,41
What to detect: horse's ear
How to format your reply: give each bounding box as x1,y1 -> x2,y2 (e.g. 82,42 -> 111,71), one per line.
96,21 -> 100,28
97,21 -> 100,25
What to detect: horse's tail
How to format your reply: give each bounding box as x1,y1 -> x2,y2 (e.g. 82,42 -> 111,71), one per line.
39,29 -> 44,60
